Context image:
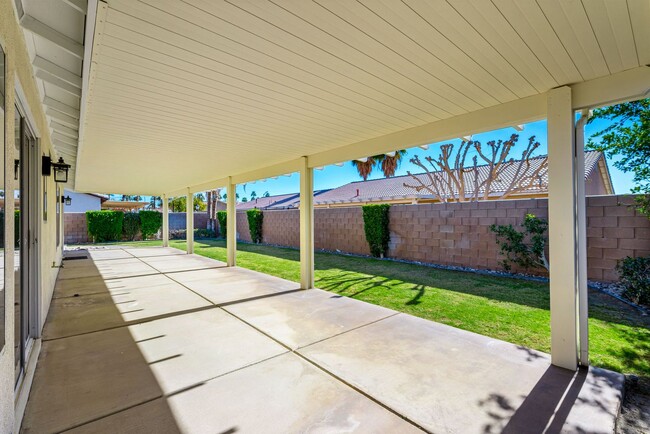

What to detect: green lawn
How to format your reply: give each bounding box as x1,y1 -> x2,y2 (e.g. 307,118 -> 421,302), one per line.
113,238 -> 650,379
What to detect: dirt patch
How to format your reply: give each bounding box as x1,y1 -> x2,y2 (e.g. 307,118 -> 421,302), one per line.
617,376 -> 650,434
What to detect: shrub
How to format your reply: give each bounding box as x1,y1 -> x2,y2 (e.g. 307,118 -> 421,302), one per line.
362,204 -> 391,258
490,214 -> 549,272
139,210 -> 162,240
169,229 -> 217,240
616,256 -> 650,306
217,211 -> 227,238
122,213 -> 141,241
247,209 -> 263,243
195,228 -> 216,239
86,211 -> 124,242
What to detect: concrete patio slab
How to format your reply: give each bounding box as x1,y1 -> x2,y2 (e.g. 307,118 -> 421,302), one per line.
65,399 -> 182,434
24,246 -> 624,434
224,288 -> 396,349
128,309 -> 287,394
106,274 -> 212,322
43,274 -> 212,339
57,257 -> 159,280
124,246 -> 186,257
169,267 -> 300,305
21,328 -> 163,434
165,352 -> 424,434
299,313 -> 624,434
52,276 -> 109,299
43,292 -> 125,339
86,248 -> 134,261
140,253 -> 226,273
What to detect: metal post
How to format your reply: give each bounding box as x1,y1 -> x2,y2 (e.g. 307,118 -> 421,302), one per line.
186,189 -> 194,254
299,157 -> 314,289
162,194 -> 169,247
547,86 -> 578,371
227,178 -> 236,267
576,109 -> 591,366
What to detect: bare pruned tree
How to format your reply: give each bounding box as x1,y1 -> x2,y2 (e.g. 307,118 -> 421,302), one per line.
403,135 -> 547,203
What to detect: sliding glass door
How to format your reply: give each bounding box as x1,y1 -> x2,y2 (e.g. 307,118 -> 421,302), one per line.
14,106 -> 38,385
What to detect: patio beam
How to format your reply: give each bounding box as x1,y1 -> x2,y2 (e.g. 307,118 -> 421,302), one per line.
226,178 -> 236,267
162,194 -> 169,247
547,86 -> 578,371
299,157 -> 314,289
186,189 -> 194,254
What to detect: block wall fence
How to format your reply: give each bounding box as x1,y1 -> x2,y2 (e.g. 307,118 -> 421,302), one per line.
235,195 -> 649,283
64,195 -> 649,282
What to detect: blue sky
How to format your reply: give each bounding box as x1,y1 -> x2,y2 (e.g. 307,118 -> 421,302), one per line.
233,117 -> 634,200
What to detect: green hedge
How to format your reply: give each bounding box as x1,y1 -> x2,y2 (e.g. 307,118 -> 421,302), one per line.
122,213 -> 141,241
217,211 -> 227,238
247,209 -> 263,243
139,210 -> 162,240
362,204 -> 391,258
86,211 -> 124,242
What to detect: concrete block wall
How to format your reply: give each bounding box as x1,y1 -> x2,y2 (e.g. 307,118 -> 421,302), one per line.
64,213 -> 90,244
169,212 -> 208,230
234,195 -> 649,283
65,196 -> 649,282
586,195 -> 650,281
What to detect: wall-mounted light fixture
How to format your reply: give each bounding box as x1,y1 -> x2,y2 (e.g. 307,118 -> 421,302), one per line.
60,195 -> 71,206
43,156 -> 71,183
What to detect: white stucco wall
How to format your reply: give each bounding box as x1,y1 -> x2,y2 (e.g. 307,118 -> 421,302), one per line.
1,1 -> 63,431
63,189 -> 102,213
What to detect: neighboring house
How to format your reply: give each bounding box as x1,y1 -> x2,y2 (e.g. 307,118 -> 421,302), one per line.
237,190 -> 330,211
248,151 -> 613,209
63,190 -> 108,212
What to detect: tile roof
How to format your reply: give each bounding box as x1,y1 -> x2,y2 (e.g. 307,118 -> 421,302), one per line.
234,151 -> 606,208
315,151 -> 604,205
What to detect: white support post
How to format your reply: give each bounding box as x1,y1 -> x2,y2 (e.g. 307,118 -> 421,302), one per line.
547,86 -> 579,371
299,157 -> 314,289
226,178 -> 236,267
162,194 -> 169,247
186,189 -> 194,254
576,110 -> 591,366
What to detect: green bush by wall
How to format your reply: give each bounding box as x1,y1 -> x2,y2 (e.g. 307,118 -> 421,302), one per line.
217,211 -> 227,238
86,211 -> 124,242
139,210 -> 162,240
122,213 -> 141,241
362,204 -> 391,257
247,209 -> 263,243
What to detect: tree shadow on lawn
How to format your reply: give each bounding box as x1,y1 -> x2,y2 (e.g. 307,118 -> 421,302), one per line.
195,240 -> 649,329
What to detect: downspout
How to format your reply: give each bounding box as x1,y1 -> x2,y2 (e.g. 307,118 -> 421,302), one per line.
575,109 -> 592,367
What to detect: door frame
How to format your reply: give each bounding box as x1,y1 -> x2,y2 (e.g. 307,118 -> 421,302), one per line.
13,80 -> 41,389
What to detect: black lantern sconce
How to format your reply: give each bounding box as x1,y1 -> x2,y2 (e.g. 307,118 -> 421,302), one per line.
60,195 -> 71,206
43,156 -> 71,183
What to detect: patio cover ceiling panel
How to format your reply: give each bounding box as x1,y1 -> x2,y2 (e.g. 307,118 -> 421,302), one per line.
76,0 -> 649,195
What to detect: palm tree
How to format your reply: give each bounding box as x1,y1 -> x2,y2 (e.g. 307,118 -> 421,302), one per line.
263,191 -> 270,197
250,191 -> 257,200
376,150 -> 408,178
351,150 -> 407,180
351,157 -> 378,181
